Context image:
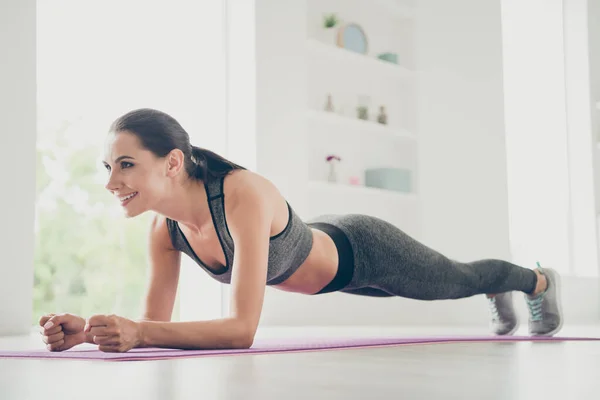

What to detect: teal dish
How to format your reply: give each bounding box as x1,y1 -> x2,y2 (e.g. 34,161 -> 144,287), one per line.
365,168 -> 412,193
377,53 -> 398,64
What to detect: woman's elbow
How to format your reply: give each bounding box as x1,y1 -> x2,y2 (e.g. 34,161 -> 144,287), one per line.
231,331 -> 255,349
230,321 -> 256,349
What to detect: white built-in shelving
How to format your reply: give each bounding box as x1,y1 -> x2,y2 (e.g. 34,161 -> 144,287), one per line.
305,0 -> 419,225
305,38 -> 415,83
306,109 -> 417,142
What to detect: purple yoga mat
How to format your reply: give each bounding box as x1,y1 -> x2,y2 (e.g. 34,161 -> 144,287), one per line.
1,335 -> 598,362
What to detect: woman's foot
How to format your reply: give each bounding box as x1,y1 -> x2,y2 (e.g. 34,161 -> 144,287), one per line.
525,264 -> 563,336
487,292 -> 519,335
531,268 -> 548,295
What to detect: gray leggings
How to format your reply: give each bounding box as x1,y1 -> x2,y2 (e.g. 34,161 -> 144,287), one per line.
308,214 -> 537,299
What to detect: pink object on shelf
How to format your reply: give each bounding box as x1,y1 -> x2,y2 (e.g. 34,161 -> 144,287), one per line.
349,176 -> 360,185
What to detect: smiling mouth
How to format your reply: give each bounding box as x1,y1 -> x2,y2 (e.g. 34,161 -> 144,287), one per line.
119,192 -> 138,205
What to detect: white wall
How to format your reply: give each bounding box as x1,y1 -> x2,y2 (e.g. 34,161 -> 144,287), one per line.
0,0 -> 36,335
238,0 -> 600,327
226,0 -> 310,210
590,1 -> 600,220
590,0 -> 600,273
224,0 -> 310,315
501,0 -> 577,277
590,0 -> 600,146
416,0 -> 510,265
232,0 -> 521,327
500,0 -> 599,278
562,0 -> 599,277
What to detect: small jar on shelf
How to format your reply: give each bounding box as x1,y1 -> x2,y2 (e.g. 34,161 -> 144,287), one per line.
356,95 -> 371,121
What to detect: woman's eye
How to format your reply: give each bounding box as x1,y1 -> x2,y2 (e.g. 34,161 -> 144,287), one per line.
103,162 -> 132,171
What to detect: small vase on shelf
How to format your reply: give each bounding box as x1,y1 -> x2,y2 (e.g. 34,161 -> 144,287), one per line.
326,154 -> 341,183
377,106 -> 388,125
328,163 -> 337,183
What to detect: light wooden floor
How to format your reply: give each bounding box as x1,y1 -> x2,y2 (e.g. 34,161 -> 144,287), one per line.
1,325 -> 599,400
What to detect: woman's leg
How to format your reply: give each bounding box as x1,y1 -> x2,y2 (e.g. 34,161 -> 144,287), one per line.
381,258 -> 539,300
310,214 -> 562,336
324,214 -> 539,300
343,258 -> 539,300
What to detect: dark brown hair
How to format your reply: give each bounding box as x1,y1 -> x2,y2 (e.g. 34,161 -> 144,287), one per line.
109,108 -> 245,181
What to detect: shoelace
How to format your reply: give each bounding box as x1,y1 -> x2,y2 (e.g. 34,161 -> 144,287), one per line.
526,294 -> 545,322
488,297 -> 500,321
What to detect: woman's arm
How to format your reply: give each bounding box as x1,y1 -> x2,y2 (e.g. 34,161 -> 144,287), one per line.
139,213 -> 181,322
134,176 -> 273,350
83,214 -> 182,347
87,175 -> 273,351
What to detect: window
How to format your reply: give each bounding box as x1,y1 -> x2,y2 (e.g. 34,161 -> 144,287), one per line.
34,0 -> 228,324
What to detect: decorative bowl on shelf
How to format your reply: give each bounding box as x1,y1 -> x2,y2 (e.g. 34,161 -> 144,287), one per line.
365,168 -> 412,193
377,53 -> 398,64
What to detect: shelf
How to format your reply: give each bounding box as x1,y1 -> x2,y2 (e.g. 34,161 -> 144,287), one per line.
306,38 -> 415,82
307,109 -> 417,142
309,180 -> 417,201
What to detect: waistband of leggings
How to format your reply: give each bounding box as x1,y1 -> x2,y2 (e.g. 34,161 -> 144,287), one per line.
307,222 -> 354,294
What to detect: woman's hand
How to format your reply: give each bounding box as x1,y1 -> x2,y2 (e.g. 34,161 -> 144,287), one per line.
39,313 -> 86,352
84,314 -> 143,353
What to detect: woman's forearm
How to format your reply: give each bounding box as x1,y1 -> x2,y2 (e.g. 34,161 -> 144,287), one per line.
136,317 -> 253,350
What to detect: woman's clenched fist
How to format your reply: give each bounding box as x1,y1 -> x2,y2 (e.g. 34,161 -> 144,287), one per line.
39,313 -> 86,351
85,314 -> 143,353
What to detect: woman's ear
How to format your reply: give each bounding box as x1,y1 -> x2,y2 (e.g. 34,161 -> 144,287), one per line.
165,149 -> 185,177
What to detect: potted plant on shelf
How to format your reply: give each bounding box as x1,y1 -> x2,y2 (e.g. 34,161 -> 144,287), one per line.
326,154 -> 341,183
321,13 -> 339,45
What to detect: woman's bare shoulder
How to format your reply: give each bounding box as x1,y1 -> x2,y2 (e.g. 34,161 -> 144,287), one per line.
148,212 -> 177,251
225,169 -> 278,196
223,169 -> 282,210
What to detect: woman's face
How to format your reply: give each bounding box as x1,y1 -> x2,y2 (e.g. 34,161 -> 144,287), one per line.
102,131 -> 170,218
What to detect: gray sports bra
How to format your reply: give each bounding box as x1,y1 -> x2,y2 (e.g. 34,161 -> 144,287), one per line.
165,176 -> 314,285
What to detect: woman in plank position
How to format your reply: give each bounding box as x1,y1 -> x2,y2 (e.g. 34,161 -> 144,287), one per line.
39,108 -> 563,353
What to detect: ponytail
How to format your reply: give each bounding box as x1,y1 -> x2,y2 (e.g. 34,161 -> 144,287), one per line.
190,146 -> 245,182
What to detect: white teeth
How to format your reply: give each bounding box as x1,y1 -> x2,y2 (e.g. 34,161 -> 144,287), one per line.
119,192 -> 137,201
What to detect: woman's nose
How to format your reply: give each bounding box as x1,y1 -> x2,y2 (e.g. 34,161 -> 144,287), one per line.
104,173 -> 120,192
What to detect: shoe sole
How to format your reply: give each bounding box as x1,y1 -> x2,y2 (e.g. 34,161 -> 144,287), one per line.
506,321 -> 520,336
492,320 -> 519,336
531,268 -> 564,337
